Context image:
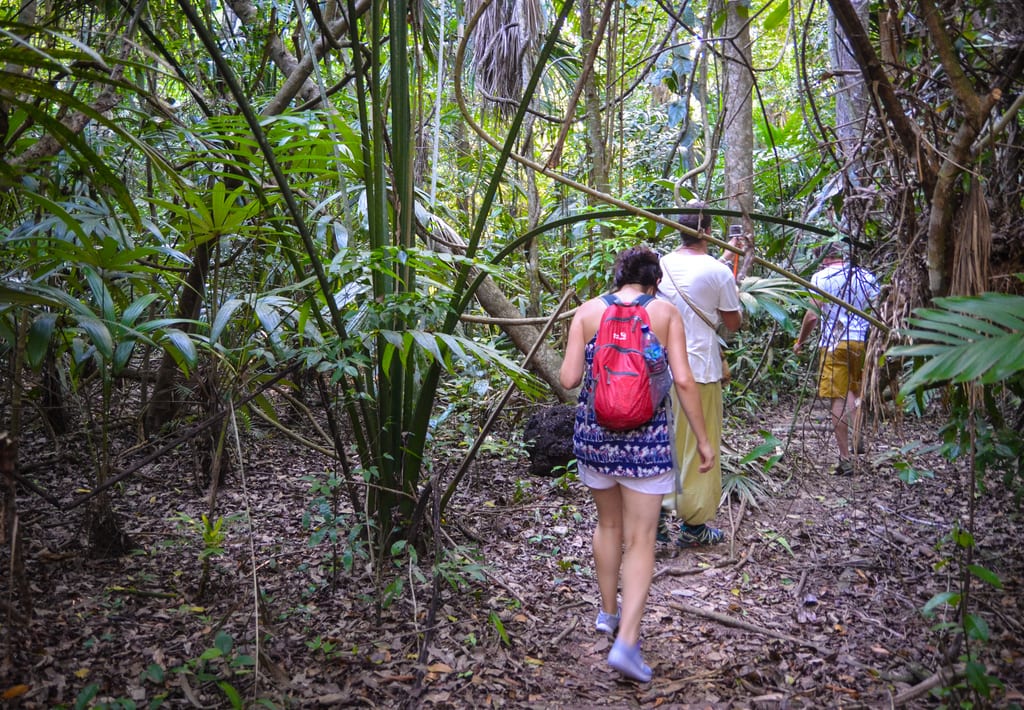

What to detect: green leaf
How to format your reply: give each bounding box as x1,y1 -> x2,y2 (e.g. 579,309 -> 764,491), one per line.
964,612 -> 991,642
740,433 -> 782,464
922,590 -> 960,617
762,0 -> 790,31
890,293 -> 1024,395
250,393 -> 280,426
112,339 -> 137,375
964,659 -> 996,696
214,631 -> 234,655
121,293 -> 161,327
83,267 -> 115,321
488,610 -> 510,646
141,663 -> 165,684
199,647 -> 223,661
210,298 -> 248,344
967,563 -> 1003,589
77,316 -> 114,360
160,329 -> 198,373
254,298 -> 284,336
26,312 -> 57,370
218,681 -> 244,710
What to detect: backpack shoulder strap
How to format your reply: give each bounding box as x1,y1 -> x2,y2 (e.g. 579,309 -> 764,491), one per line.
602,293 -> 653,308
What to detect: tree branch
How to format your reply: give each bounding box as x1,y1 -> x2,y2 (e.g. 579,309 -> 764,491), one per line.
826,0 -> 936,196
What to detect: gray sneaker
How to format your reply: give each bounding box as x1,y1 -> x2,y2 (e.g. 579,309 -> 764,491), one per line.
608,637 -> 652,682
595,609 -> 620,634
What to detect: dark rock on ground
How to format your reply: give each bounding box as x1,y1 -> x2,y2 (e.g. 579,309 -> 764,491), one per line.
523,404 -> 576,476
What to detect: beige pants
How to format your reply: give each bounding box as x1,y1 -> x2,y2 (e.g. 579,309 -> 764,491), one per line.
663,382 -> 722,525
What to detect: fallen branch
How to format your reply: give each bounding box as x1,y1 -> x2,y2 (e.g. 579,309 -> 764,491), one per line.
106,585 -> 178,600
653,547 -> 750,581
551,615 -> 578,646
668,600 -> 828,653
892,664 -> 962,706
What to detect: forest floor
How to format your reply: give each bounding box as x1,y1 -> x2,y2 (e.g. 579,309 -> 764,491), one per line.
1,392 -> 1023,709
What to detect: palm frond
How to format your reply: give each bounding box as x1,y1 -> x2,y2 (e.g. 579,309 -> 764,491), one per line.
888,292 -> 1024,394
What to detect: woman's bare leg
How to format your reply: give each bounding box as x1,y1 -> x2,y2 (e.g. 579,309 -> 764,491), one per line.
615,487 -> 662,645
590,485 -> 623,616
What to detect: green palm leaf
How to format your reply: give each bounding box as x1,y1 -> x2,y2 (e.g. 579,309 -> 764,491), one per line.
888,293 -> 1024,394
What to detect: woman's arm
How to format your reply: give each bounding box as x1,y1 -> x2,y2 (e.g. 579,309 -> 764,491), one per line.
559,304 -> 590,389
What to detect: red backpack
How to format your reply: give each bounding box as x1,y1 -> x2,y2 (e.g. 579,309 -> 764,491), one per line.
590,294 -> 658,430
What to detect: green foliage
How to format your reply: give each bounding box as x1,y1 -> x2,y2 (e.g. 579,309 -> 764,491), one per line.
890,291 -> 1024,496
721,431 -> 780,508
63,631 -> 258,709
488,610 -> 511,647
925,523 -> 1008,707
167,631 -> 255,709
565,230 -> 644,299
890,291 -> 1024,705
758,528 -> 793,556
890,293 -> 1024,394
724,275 -> 807,405
300,471 -> 367,584
433,544 -> 488,592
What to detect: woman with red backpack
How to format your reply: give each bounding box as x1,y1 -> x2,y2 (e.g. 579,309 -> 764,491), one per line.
560,246 -> 714,682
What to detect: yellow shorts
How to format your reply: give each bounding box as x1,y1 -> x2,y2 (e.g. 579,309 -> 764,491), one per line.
817,341 -> 866,399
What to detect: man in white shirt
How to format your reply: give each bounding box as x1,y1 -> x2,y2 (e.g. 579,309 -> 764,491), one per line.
658,204 -> 744,547
794,242 -> 880,475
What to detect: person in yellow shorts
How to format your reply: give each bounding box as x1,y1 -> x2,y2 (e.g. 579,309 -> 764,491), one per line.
794,242 -> 879,475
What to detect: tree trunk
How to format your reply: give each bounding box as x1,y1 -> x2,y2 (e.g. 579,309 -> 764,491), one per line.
826,0 -> 935,197
423,227 -> 576,402
722,0 -> 754,235
225,0 -> 318,104
829,0 -> 869,169
471,276 -> 577,402
580,0 -> 612,241
145,239 -> 211,434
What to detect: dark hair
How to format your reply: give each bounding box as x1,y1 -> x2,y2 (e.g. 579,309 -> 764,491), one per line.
613,246 -> 662,289
814,241 -> 845,261
675,201 -> 712,246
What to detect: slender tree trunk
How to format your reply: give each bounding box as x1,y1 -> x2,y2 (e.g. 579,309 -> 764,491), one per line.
525,129 -> 543,318
580,0 -> 612,241
722,0 -> 754,235
145,240 -> 211,434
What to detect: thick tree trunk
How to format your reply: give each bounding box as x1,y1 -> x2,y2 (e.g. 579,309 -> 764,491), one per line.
827,0 -> 873,231
918,0 -> 1003,296
829,0 -> 869,163
471,276 -> 576,402
826,0 -> 935,197
829,0 -> 869,179
423,227 -> 576,402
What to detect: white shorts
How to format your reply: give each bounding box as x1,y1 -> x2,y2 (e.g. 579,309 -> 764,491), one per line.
578,463 -> 675,495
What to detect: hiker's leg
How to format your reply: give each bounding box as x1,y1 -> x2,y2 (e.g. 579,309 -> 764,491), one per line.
590,484 -> 623,617
616,487 -> 662,646
831,395 -> 850,459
